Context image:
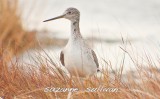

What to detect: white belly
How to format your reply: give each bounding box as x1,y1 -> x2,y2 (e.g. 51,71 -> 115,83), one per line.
63,43 -> 97,77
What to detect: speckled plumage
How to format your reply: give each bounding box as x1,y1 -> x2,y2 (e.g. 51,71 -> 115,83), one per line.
44,7 -> 99,77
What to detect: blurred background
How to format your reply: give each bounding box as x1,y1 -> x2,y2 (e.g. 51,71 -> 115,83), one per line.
19,0 -> 160,39
1,0 -> 160,73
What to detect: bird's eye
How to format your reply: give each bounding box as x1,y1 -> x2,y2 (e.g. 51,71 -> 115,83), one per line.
68,12 -> 71,14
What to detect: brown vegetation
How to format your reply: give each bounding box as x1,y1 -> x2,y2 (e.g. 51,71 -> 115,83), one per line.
0,52 -> 160,99
0,0 -> 36,59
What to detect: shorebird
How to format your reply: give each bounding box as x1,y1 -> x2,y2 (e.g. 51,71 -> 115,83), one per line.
43,7 -> 99,77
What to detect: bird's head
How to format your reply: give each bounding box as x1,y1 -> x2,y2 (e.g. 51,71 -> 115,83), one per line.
43,7 -> 80,22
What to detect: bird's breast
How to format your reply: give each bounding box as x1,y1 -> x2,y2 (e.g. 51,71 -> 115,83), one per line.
64,44 -> 86,66
63,43 -> 97,76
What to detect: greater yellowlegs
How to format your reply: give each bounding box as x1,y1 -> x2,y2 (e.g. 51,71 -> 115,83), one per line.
43,7 -> 99,77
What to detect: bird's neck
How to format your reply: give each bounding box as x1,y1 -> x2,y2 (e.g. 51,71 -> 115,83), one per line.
70,19 -> 82,40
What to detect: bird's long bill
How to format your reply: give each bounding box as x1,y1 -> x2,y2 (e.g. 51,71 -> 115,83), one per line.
43,14 -> 65,22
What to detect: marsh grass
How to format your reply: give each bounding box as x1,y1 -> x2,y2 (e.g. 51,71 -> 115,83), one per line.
1,50 -> 160,99
0,0 -> 160,99
0,0 -> 36,60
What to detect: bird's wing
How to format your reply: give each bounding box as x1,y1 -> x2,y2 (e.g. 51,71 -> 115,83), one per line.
91,50 -> 99,68
60,51 -> 65,66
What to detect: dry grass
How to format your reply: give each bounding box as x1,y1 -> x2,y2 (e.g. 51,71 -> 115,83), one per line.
0,50 -> 160,99
0,0 -> 160,99
0,0 -> 36,60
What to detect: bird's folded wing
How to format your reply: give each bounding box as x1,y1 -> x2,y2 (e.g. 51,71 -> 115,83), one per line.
60,51 -> 65,66
91,50 -> 99,68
